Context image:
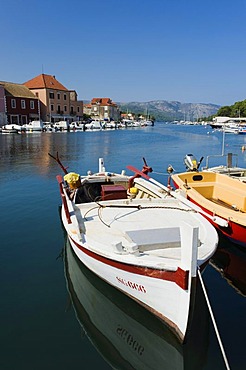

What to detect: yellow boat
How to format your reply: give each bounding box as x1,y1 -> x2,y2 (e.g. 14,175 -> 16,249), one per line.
171,170 -> 246,247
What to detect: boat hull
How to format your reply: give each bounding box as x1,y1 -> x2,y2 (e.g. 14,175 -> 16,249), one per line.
187,196 -> 246,247
172,171 -> 246,247
54,159 -> 218,343
66,230 -> 197,343
64,238 -> 209,370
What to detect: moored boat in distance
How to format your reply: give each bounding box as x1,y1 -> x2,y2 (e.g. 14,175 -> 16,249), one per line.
202,152 -> 246,182
53,120 -> 69,131
52,154 -> 218,342
140,119 -> 154,127
69,121 -> 85,131
0,123 -> 26,134
84,120 -> 104,130
23,120 -> 44,132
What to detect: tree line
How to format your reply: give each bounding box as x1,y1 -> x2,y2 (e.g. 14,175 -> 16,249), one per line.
217,99 -> 246,117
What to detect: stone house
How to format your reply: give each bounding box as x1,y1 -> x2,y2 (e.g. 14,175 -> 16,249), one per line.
90,98 -> 120,121
24,74 -> 83,123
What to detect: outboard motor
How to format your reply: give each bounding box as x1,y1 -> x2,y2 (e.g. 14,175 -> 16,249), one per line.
184,154 -> 198,171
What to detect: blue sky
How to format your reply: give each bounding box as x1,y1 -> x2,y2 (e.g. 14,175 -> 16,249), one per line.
1,0 -> 246,106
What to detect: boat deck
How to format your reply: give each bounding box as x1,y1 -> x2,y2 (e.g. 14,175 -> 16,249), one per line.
69,197 -> 215,269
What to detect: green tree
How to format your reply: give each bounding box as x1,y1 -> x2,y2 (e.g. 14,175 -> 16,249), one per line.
217,99 -> 246,118
217,106 -> 232,116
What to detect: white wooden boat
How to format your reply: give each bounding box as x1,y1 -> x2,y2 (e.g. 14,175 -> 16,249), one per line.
64,237 -> 209,369
53,155 -> 218,342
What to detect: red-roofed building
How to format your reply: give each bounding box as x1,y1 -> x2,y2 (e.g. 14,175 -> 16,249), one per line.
89,98 -> 120,121
24,74 -> 83,123
0,81 -> 39,126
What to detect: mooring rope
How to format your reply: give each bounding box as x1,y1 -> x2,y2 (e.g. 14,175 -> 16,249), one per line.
198,269 -> 231,370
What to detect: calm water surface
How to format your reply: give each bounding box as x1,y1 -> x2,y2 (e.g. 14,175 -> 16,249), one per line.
1,123 -> 246,369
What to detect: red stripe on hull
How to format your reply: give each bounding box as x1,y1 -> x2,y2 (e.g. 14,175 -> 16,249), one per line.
186,196 -> 246,247
70,236 -> 190,290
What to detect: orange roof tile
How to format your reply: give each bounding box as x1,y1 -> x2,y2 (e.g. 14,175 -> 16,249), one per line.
91,97 -> 116,106
24,74 -> 68,91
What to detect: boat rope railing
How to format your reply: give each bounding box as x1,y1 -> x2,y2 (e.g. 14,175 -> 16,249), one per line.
83,202 -> 195,228
152,170 -> 170,176
198,268 -> 231,370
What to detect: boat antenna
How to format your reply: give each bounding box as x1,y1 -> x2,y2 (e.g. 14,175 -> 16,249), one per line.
48,152 -> 68,174
198,269 -> 231,370
197,156 -> 204,170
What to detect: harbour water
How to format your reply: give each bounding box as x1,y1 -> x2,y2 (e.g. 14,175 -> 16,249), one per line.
1,123 -> 246,369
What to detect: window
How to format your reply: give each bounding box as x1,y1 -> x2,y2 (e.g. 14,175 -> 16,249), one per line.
64,94 -> 67,100
11,99 -> 16,108
49,92 -> 54,99
21,100 -> 26,109
71,106 -> 74,114
30,100 -> 35,109
64,105 -> 67,112
57,105 -> 61,114
57,93 -> 60,100
50,104 -> 54,111
77,106 -> 80,113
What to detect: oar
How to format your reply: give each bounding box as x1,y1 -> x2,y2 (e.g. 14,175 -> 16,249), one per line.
48,152 -> 68,174
127,165 -> 228,228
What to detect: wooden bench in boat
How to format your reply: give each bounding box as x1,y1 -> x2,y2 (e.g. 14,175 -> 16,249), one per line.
125,227 -> 181,251
132,178 -> 167,199
191,182 -> 246,212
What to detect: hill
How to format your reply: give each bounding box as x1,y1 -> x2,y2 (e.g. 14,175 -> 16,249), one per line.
117,100 -> 220,121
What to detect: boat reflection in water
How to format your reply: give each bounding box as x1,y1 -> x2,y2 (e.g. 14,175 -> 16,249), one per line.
64,238 -> 210,370
210,235 -> 246,297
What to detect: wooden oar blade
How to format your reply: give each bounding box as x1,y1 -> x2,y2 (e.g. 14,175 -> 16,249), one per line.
126,165 -> 151,180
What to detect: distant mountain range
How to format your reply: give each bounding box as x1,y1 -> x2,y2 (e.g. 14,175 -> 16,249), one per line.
117,100 -> 220,121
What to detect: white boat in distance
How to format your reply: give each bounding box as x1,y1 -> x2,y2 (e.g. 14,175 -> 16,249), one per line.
53,120 -> 69,131
52,154 -> 218,342
69,121 -> 85,131
85,120 -> 104,130
203,152 -> 246,181
140,119 -> 154,126
23,120 -> 44,132
0,123 -> 26,133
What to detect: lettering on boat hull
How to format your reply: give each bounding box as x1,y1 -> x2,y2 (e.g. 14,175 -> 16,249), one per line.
116,276 -> 147,293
